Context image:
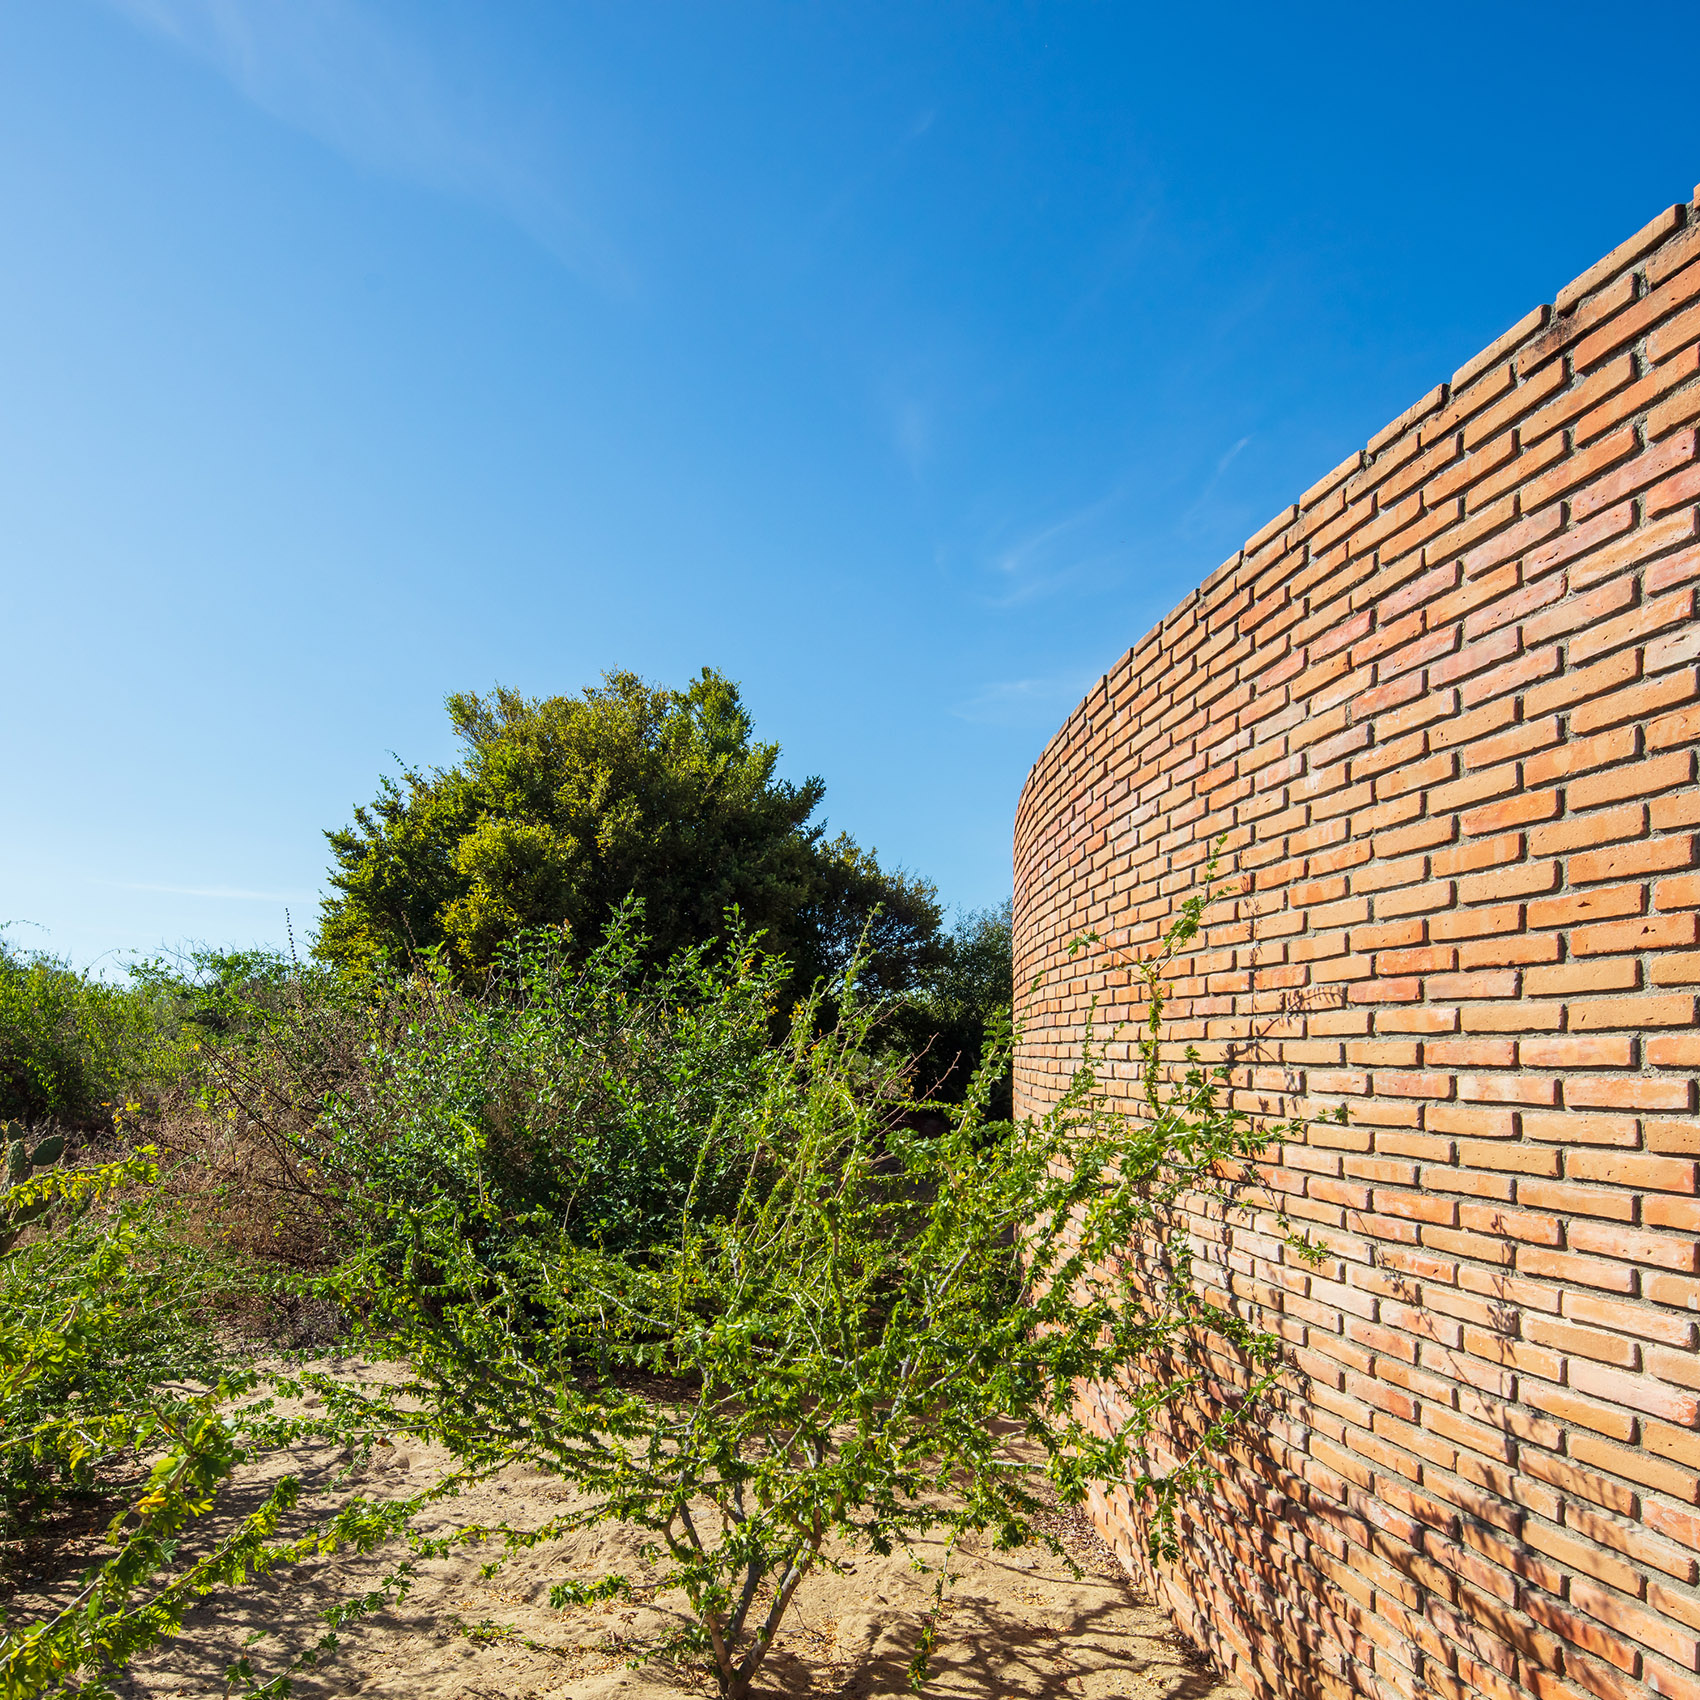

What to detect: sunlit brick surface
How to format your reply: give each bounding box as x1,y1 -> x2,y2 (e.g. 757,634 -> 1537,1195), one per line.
1014,195 -> 1700,1700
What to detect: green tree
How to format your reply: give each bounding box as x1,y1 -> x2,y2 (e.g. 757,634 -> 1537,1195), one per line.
891,900 -> 1013,1109
315,670 -> 943,998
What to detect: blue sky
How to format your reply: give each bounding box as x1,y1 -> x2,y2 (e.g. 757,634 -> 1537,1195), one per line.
5,1 -> 1698,971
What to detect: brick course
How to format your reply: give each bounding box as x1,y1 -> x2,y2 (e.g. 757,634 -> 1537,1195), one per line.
1013,193 -> 1700,1700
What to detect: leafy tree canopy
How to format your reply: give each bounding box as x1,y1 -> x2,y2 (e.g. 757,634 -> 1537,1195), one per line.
315,669 -> 944,997
892,900 -> 1013,1110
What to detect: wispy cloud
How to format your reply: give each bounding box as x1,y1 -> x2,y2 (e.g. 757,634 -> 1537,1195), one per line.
805,106 -> 939,253
99,880 -> 318,904
1174,433 -> 1253,541
979,481 -> 1135,608
952,672 -> 1097,728
104,0 -> 628,288
890,396 -> 934,476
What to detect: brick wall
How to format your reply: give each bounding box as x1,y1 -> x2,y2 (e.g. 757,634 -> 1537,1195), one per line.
1012,193 -> 1700,1700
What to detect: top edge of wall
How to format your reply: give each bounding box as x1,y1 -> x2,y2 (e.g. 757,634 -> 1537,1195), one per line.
1015,185 -> 1700,826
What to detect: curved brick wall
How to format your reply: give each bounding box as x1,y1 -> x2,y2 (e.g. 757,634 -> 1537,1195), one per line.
1014,194 -> 1700,1700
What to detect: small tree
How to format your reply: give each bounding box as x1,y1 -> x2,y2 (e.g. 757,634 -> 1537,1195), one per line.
315,669 -> 944,999
0,1142 -> 418,1700
310,869 -> 1317,1698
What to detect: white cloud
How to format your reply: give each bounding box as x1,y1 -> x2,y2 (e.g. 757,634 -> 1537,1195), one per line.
1174,433 -> 1253,540
979,481 -> 1134,608
103,0 -> 629,288
952,673 -> 1097,728
891,397 -> 933,476
100,880 -> 318,903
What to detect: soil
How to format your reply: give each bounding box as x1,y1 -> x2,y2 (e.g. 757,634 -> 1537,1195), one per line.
9,1361 -> 1240,1700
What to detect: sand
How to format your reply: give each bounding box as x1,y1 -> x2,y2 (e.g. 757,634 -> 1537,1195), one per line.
10,1361 -> 1240,1700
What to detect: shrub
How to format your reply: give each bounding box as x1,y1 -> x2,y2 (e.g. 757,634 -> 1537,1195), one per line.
0,1142 -> 421,1700
0,1132 -> 223,1533
0,937 -> 179,1131
124,946 -> 302,1047
188,903 -> 796,1269
302,873 -> 1317,1699
0,1144 -> 289,1698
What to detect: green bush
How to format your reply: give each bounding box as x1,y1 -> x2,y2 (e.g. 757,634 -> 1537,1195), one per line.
0,1143 -> 423,1700
301,873 -> 1318,1699
0,1140 -> 242,1522
207,902 -> 795,1263
0,1146 -> 283,1698
124,946 -> 301,1047
0,937 -> 179,1130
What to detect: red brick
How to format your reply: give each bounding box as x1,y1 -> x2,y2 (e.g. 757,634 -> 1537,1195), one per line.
1574,914 -> 1700,956
1459,1073 -> 1557,1106
1520,1110 -> 1640,1146
1570,995 -> 1698,1030
1523,352 -> 1637,445
1572,836 -> 1697,885
1652,703 -> 1700,751
1532,804 -> 1648,857
1462,1001 -> 1564,1033
1572,433 -> 1699,527
1525,728 -> 1638,787
1523,426 -> 1641,516
1526,651 -> 1641,719
1574,668 -> 1700,737
1659,874 -> 1700,910
1652,298 -> 1700,365
1652,369 -> 1700,440
1457,860 -> 1559,904
1646,217 -> 1700,290
1576,1585 -> 1700,1679
1459,642 -> 1562,709
1558,202 -> 1686,312
1570,752 -> 1696,812
1571,589 -> 1697,667
1527,883 -> 1645,930
1567,1220 -> 1700,1273
1460,504 -> 1564,579
1654,790 -> 1700,832
1568,1149 -> 1697,1191
1431,830 -> 1521,879
1653,952 -> 1700,986
1567,1075 -> 1693,1110
1569,1289 -> 1697,1348
1572,255 -> 1700,370
1651,461 -> 1700,517
1462,790 -> 1561,835
1649,542 -> 1700,595
1574,510 -> 1700,595
1520,1035 -> 1635,1068
1581,343 -> 1700,444
1524,576 -> 1638,649
1523,500 -> 1636,584
1458,933 -> 1560,969
1453,359 -> 1568,450
1520,270 -> 1638,372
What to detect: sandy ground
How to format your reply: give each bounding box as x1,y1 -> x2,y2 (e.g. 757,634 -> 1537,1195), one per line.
9,1361 -> 1239,1700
